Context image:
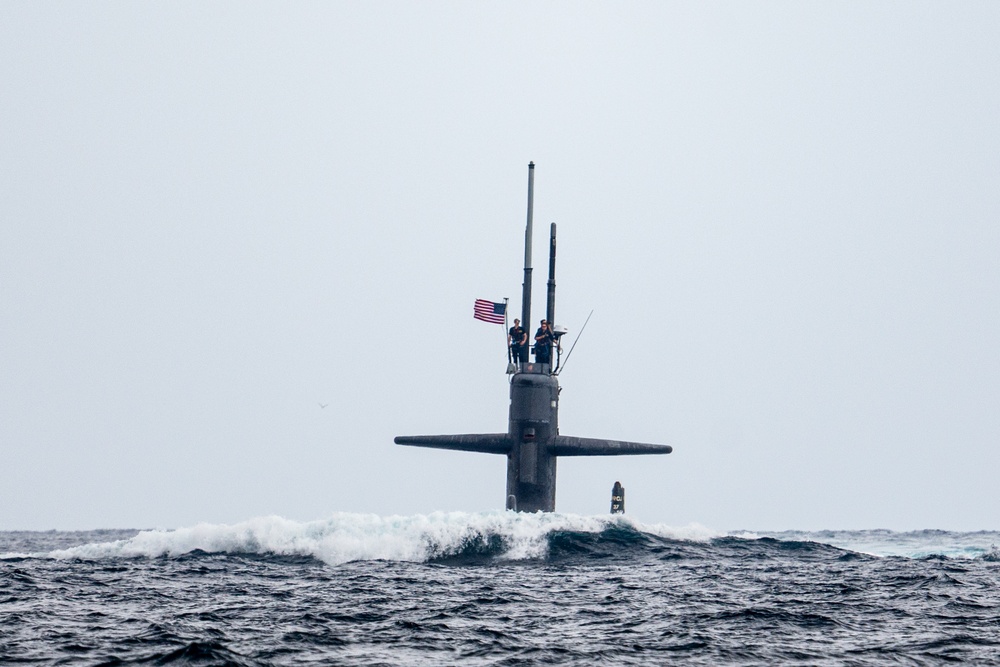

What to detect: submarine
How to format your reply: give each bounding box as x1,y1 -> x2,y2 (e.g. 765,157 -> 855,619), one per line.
395,162 -> 672,512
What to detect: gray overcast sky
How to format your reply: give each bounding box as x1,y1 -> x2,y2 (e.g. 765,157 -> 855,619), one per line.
2,2 -> 998,531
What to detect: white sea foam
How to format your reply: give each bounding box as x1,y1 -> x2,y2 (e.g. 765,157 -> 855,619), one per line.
41,512 -> 716,566
728,529 -> 1000,559
5,517 -> 996,563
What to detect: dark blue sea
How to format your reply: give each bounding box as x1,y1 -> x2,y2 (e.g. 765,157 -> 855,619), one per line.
3,513 -> 1000,665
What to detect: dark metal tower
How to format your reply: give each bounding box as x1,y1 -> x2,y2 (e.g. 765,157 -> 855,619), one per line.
395,163 -> 672,512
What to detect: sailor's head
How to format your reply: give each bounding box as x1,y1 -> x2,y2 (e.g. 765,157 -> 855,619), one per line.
540,320 -> 548,328
513,318 -> 520,325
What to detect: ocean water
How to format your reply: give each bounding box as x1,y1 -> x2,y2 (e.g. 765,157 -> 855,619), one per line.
2,513 -> 1000,666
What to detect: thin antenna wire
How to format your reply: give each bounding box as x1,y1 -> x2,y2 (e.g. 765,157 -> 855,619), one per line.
554,310 -> 593,375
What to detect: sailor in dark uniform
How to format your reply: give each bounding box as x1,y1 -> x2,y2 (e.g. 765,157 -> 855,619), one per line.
533,320 -> 554,365
508,319 -> 528,363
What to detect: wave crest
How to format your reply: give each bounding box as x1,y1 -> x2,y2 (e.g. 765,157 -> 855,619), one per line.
43,512 -> 718,565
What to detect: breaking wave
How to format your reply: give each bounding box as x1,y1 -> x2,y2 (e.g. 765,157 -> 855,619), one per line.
4,514 -> 997,565
30,512 -> 718,566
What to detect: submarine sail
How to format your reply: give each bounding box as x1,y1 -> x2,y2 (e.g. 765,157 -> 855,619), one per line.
394,162 -> 671,512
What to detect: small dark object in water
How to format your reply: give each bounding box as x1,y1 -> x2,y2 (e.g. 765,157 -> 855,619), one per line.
611,481 -> 625,514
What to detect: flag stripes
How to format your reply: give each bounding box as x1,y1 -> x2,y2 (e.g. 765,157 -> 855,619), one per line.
474,299 -> 506,324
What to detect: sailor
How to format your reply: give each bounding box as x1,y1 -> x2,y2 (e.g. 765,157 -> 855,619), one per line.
533,319 -> 554,365
508,319 -> 528,363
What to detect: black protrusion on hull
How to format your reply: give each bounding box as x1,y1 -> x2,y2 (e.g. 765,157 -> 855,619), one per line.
506,495 -> 517,511
611,481 -> 625,514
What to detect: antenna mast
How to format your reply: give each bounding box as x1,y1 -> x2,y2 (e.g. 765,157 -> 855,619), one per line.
520,162 -> 534,332
546,222 -> 557,328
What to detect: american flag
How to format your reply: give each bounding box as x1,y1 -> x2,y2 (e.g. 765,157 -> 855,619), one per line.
474,299 -> 506,324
